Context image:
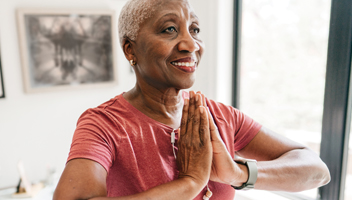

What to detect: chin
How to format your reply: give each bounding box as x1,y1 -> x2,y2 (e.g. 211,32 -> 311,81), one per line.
177,80 -> 195,90
169,75 -> 196,90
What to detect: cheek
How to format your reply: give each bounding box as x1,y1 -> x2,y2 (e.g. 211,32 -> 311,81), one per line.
143,41 -> 174,62
197,40 -> 205,57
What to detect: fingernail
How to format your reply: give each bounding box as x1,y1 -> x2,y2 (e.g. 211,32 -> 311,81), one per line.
200,106 -> 204,114
195,94 -> 199,102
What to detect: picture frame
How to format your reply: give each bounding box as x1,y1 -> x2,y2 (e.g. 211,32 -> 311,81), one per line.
0,54 -> 5,98
16,8 -> 118,93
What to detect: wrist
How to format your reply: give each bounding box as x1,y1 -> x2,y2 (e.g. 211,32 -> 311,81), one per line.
232,159 -> 258,190
231,162 -> 249,187
178,176 -> 207,193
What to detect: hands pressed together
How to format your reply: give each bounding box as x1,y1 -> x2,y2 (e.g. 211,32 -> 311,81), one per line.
176,91 -> 247,190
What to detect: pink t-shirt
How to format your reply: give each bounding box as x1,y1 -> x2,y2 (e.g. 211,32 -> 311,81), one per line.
68,93 -> 262,199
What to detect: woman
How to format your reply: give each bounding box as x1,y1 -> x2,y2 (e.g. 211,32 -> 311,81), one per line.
53,0 -> 331,199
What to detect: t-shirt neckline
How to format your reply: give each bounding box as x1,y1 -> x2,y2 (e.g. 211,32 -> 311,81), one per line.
118,92 -> 188,132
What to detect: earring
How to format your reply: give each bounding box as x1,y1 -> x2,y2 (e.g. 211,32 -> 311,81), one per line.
130,60 -> 136,66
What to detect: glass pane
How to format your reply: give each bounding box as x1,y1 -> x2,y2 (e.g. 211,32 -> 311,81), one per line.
240,0 -> 331,199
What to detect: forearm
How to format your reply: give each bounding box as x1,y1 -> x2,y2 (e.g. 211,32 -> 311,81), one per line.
254,149 -> 330,192
90,177 -> 205,200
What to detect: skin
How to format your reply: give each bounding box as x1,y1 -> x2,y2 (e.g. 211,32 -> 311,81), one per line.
53,0 -> 331,199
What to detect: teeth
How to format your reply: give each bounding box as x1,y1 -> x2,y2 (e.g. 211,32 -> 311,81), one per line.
171,61 -> 196,67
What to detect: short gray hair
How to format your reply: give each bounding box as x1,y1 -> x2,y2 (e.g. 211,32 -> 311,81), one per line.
118,0 -> 162,45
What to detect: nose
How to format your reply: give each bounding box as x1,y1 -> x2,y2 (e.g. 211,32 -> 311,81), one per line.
177,31 -> 200,53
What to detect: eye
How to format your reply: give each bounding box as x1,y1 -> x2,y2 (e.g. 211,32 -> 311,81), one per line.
163,26 -> 177,33
193,28 -> 200,34
190,27 -> 200,35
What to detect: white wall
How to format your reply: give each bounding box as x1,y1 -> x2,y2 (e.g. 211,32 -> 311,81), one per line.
0,0 -> 233,188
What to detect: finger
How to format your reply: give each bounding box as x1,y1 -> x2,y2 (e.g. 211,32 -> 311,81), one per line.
197,92 -> 210,123
180,98 -> 189,137
195,93 -> 202,108
202,93 -> 207,108
192,106 -> 201,145
196,91 -> 205,107
206,107 -> 216,130
207,107 -> 220,141
187,91 -> 196,135
195,92 -> 209,127
199,106 -> 210,145
196,91 -> 202,105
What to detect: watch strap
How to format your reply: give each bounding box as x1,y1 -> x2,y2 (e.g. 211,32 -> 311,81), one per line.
232,159 -> 258,190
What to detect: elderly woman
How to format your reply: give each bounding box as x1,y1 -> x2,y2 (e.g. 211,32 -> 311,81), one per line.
53,0 -> 330,199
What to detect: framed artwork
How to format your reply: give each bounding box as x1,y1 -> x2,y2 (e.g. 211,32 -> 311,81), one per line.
16,9 -> 117,93
0,55 -> 4,98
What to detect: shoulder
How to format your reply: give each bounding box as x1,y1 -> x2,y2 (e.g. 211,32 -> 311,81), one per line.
77,94 -> 125,125
69,95 -> 126,168
205,98 -> 240,122
205,98 -> 261,132
205,98 -> 262,151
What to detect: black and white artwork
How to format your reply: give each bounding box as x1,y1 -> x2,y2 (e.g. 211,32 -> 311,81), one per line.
0,55 -> 4,98
17,9 -> 117,93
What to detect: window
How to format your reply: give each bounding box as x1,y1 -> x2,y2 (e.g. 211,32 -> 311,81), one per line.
233,0 -> 352,199
239,0 -> 330,198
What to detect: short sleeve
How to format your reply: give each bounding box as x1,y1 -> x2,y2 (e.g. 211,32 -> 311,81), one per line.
205,98 -> 262,152
67,109 -> 118,172
232,108 -> 262,151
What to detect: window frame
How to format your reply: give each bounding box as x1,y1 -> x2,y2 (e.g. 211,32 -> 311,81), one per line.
231,0 -> 241,109
0,55 -> 5,99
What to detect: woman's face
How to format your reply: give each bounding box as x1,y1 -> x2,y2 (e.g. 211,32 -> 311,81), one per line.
132,0 -> 204,91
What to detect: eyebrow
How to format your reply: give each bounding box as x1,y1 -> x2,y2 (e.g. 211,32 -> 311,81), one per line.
155,13 -> 179,25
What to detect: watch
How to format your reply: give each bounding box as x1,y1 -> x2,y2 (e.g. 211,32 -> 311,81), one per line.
232,159 -> 258,190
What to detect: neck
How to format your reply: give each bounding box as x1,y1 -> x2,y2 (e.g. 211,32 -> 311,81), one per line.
123,83 -> 184,129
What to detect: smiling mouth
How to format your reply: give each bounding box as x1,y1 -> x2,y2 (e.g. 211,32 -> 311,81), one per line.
171,61 -> 196,67
170,60 -> 197,73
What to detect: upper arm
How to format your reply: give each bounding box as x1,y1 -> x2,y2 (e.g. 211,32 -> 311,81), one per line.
53,158 -> 108,200
237,126 -> 308,161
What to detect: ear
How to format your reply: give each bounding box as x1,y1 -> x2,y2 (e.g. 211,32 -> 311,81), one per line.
122,37 -> 136,62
